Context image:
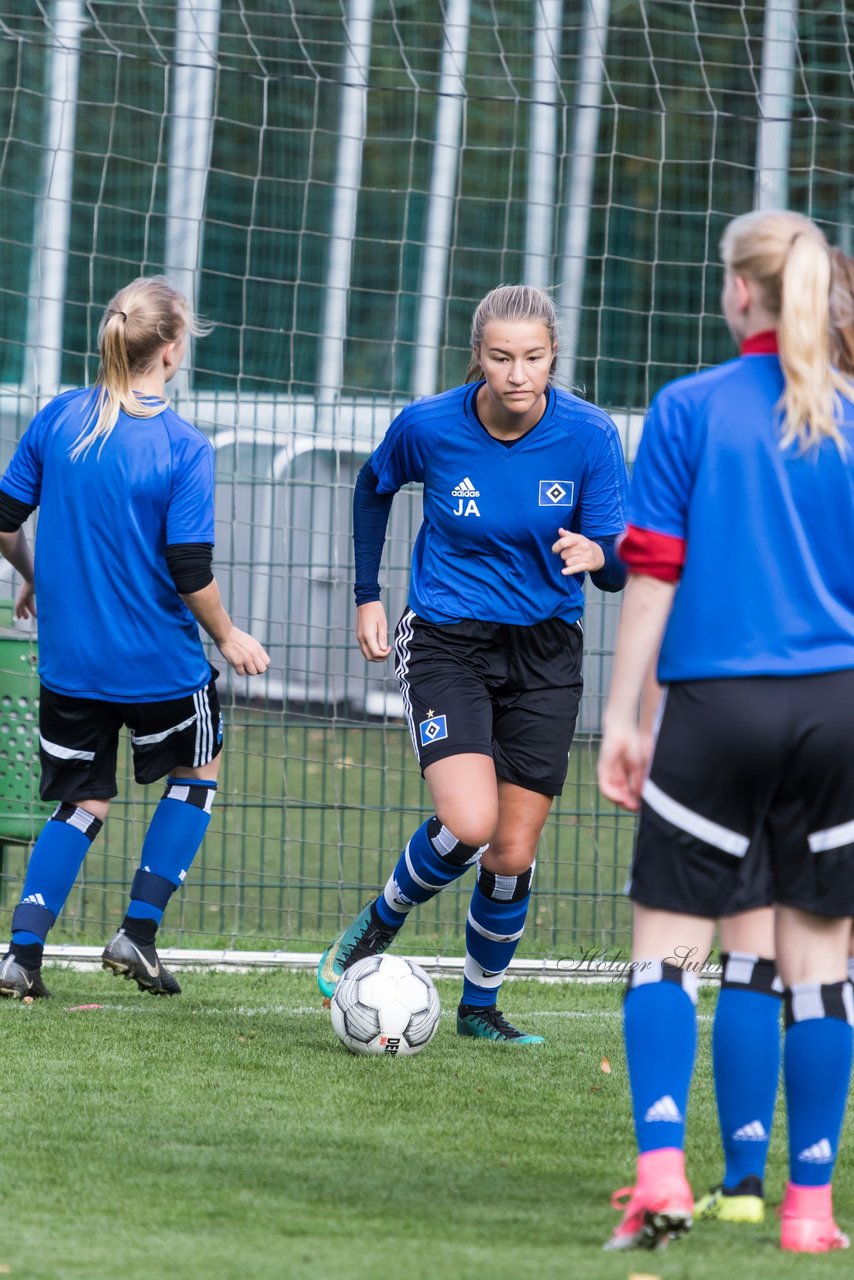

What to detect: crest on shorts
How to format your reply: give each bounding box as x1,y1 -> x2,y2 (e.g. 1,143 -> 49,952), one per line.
538,480 -> 575,507
419,714 -> 448,746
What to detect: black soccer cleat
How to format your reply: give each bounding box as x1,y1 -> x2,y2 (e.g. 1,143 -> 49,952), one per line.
101,929 -> 182,996
0,953 -> 51,1000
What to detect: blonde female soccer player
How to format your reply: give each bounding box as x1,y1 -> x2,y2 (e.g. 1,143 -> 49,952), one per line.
0,277 -> 269,999
691,248 -> 854,1229
318,284 -> 629,1043
600,211 -> 854,1254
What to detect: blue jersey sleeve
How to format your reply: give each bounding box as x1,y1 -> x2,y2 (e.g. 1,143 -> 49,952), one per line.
368,404 -> 427,495
167,432 -> 216,545
0,412 -> 46,507
629,388 -> 698,540
577,416 -> 629,539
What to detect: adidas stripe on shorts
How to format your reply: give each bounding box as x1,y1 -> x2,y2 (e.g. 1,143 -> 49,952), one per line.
38,667 -> 223,802
628,671 -> 854,919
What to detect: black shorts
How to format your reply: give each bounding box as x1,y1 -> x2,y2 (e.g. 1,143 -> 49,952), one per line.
393,610 -> 583,797
628,673 -> 854,920
38,669 -> 223,802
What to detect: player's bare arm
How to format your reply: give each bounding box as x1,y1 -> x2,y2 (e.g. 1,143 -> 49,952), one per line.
180,578 -> 270,676
0,528 -> 36,618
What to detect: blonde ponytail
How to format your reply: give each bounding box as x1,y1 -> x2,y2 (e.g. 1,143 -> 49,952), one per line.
777,232 -> 842,451
72,276 -> 211,460
721,210 -> 854,452
830,247 -> 854,377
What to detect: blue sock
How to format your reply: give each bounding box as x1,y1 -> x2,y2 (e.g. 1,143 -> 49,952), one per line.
462,863 -> 533,1007
624,962 -> 698,1154
374,817 -> 485,929
124,779 -> 216,926
714,953 -> 781,1191
784,981 -> 854,1187
10,804 -> 103,949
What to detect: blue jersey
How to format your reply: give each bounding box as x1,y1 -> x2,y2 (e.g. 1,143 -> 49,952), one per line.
628,352 -> 854,681
369,382 -> 628,626
1,388 -> 214,701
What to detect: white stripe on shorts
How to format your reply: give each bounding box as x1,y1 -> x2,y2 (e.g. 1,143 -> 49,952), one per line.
130,714 -> 197,747
39,735 -> 95,762
808,817 -> 854,854
193,685 -> 215,767
394,609 -> 419,757
642,777 -> 750,857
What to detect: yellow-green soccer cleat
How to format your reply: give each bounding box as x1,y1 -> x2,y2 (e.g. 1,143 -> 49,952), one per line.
317,902 -> 399,998
456,1003 -> 544,1045
694,1184 -> 765,1224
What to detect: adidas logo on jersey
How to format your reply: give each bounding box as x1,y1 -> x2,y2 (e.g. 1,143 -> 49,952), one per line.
798,1138 -> 833,1164
732,1120 -> 767,1142
644,1095 -> 682,1124
451,476 -> 480,497
22,893 -> 46,907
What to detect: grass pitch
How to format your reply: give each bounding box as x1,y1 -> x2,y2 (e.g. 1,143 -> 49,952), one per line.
1,969 -> 851,1280
3,716 -> 636,957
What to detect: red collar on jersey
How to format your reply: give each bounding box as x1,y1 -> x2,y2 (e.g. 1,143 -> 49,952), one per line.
741,330 -> 778,355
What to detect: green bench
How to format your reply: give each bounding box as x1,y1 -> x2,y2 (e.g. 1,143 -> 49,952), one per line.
0,600 -> 50,888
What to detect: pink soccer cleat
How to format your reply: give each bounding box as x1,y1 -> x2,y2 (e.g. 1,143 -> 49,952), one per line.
780,1183 -> 849,1253
604,1148 -> 694,1251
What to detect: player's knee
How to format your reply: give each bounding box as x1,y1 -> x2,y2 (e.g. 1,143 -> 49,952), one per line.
481,846 -> 537,878
171,758 -> 221,784
75,798 -> 110,824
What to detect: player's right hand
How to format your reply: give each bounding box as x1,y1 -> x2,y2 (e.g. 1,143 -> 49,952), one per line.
597,723 -> 648,812
218,627 -> 270,676
356,601 -> 392,662
15,579 -> 36,619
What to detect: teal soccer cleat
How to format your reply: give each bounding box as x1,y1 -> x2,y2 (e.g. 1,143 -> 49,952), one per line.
456,1003 -> 544,1045
317,902 -> 399,998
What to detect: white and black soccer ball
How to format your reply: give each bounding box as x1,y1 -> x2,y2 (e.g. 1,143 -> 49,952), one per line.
330,953 -> 440,1056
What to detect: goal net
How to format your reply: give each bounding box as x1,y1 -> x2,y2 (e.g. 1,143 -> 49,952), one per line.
0,0 -> 849,958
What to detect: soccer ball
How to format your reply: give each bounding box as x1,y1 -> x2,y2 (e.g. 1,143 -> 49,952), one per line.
330,953 -> 440,1056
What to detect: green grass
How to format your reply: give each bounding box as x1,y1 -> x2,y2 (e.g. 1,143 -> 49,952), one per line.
1,969 -> 851,1280
1,711 -> 638,957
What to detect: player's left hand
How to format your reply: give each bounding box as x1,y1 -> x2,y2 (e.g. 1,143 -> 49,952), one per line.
551,528 -> 605,576
15,578 -> 36,619
598,723 -> 648,812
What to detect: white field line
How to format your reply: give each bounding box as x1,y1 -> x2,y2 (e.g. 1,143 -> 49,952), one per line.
63,1003 -> 713,1022
25,945 -> 721,984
